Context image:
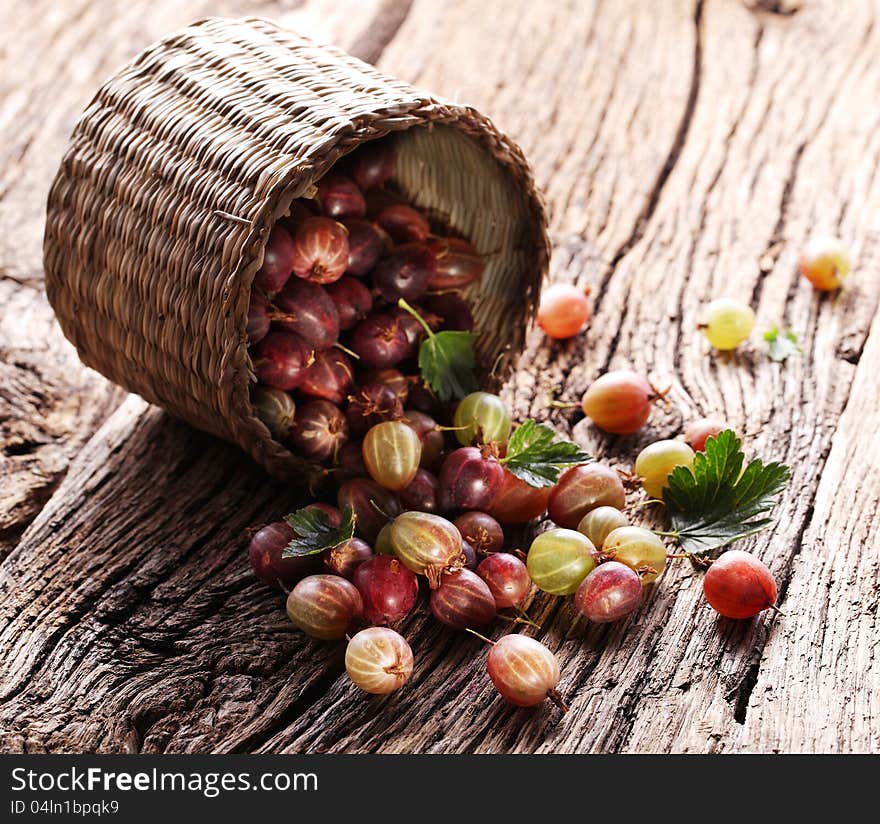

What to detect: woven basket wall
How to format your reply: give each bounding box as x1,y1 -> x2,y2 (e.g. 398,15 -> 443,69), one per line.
43,16 -> 550,482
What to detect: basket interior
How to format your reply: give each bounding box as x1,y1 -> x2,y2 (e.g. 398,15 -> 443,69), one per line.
241,123 -> 540,472
392,124 -> 538,370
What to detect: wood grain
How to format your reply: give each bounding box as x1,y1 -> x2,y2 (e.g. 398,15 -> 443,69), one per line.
1,0 -> 878,753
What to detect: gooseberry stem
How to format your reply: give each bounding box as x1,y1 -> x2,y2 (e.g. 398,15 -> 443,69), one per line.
397,298 -> 436,341
626,499 -> 663,513
368,498 -> 393,520
334,341 -> 361,360
514,603 -> 540,626
674,554 -> 713,570
649,383 -> 672,406
503,608 -> 541,629
465,628 -> 496,646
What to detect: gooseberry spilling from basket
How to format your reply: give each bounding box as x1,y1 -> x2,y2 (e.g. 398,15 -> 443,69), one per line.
245,139 -> 792,712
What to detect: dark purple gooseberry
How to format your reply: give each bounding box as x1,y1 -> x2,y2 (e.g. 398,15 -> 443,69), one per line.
321,537 -> 373,579
325,276 -> 373,330
361,368 -> 411,406
291,400 -> 349,462
338,477 -> 402,544
404,410 -> 444,471
251,385 -> 296,442
316,175 -> 366,219
339,440 -> 368,477
377,204 -> 431,244
426,237 -> 484,290
247,290 -> 271,344
406,381 -> 441,415
372,243 -> 435,303
249,521 -> 319,590
351,141 -> 397,190
364,187 -> 407,218
252,331 -> 314,391
341,218 -> 385,277
299,348 -> 354,405
290,217 -> 349,284
350,314 -> 410,369
254,225 -> 297,295
453,511 -> 505,554
399,468 -> 441,514
389,307 -> 427,359
461,540 -> 478,571
421,291 -> 475,332
438,447 -> 505,511
352,555 -> 419,625
429,568 -> 497,630
346,382 -> 404,436
272,278 -> 340,351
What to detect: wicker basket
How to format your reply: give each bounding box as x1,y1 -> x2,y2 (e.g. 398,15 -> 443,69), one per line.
44,16 -> 549,482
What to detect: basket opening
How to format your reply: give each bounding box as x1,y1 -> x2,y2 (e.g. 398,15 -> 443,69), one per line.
390,125 -> 538,372
244,124 -> 539,474
241,123 -> 541,476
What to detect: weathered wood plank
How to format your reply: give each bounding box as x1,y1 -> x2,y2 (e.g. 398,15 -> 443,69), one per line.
0,280 -> 124,558
255,0 -> 880,753
2,4 -> 687,750
735,293 -> 880,753
599,0 -> 880,753
1,0 -> 878,754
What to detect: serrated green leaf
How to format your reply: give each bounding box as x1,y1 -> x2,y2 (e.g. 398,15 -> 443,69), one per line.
764,326 -> 802,363
501,419 -> 592,487
663,430 -> 790,555
419,329 -> 478,402
397,299 -> 478,402
282,505 -> 356,557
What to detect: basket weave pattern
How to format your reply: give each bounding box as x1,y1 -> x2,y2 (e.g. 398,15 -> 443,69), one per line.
44,16 -> 549,480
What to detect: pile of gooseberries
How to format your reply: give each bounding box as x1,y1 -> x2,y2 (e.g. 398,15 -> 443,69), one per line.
250,370 -> 779,710
246,139 -> 781,712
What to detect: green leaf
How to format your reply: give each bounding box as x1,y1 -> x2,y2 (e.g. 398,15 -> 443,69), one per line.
764,326 -> 802,363
398,299 -> 478,402
501,419 -> 592,487
282,505 -> 356,558
663,429 -> 790,555
419,330 -> 479,402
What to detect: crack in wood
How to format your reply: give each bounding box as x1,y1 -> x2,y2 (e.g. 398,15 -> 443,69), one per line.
595,0 -> 705,373
348,0 -> 415,65
750,142 -> 805,310
732,661 -> 760,724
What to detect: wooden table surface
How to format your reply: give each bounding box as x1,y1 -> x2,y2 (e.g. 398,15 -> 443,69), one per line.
1,0 -> 878,754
